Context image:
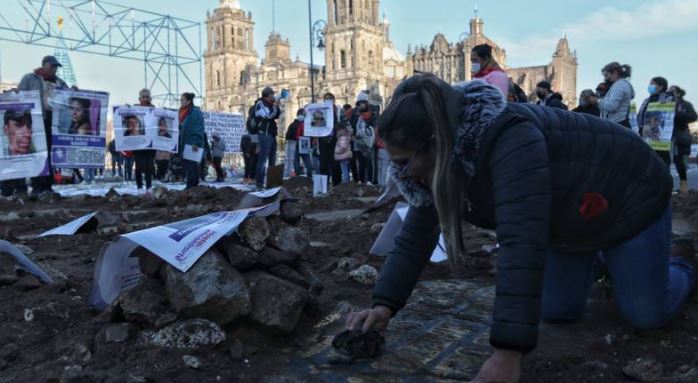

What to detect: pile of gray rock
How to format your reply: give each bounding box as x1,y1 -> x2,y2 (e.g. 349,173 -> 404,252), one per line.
103,200 -> 322,350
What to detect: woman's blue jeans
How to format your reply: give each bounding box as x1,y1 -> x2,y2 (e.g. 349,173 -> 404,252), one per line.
542,206 -> 695,329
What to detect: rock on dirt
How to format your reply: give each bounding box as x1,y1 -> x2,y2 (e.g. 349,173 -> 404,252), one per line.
349,265 -> 379,285
238,217 -> 270,251
269,226 -> 309,254
246,272 -> 310,334
135,247 -> 165,277
258,247 -> 299,268
139,319 -> 226,349
622,358 -> 664,382
117,278 -> 170,327
218,239 -> 261,270
104,323 -> 134,344
280,200 -> 303,224
268,264 -> 310,288
165,250 -> 251,325
183,355 -> 202,370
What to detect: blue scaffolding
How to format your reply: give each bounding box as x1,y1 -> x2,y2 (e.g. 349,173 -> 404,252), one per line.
0,0 -> 202,107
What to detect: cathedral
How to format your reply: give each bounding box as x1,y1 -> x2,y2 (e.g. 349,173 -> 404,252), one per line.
204,0 -> 578,138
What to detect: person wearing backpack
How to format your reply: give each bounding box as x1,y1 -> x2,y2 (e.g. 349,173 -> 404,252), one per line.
354,101 -> 376,185
250,87 -> 281,189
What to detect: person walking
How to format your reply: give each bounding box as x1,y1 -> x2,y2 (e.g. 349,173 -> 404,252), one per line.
535,81 -> 568,110
284,109 -> 304,178
592,62 -> 635,128
572,89 -> 601,116
178,92 -> 205,189
669,85 -> 698,193
211,134 -> 227,182
470,44 -> 508,98
334,125 -> 353,183
133,89 -> 156,191
17,55 -> 70,195
253,87 -> 281,189
346,74 -> 695,383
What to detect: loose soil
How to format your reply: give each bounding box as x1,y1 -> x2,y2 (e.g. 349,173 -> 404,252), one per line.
0,181 -> 697,382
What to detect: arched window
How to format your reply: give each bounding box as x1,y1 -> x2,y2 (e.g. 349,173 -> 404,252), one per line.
231,27 -> 235,47
216,71 -> 221,87
340,50 -> 346,69
333,0 -> 338,24
368,50 -> 374,67
349,0 -> 353,15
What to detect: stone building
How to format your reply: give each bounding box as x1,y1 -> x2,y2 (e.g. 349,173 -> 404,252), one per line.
204,0 -> 406,140
409,14 -> 578,106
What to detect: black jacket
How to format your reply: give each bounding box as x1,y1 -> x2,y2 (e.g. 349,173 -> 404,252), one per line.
674,98 -> 697,133
373,103 -> 672,353
572,103 -> 601,117
538,92 -> 568,110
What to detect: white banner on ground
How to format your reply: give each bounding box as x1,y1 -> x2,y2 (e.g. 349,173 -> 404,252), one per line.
303,102 -> 334,137
369,202 -> 447,263
38,211 -> 119,237
113,106 -> 179,152
313,175 -> 328,197
0,91 -> 49,181
0,240 -> 53,283
202,111 -> 245,154
124,211 -> 249,272
50,89 -> 109,168
87,237 -> 141,310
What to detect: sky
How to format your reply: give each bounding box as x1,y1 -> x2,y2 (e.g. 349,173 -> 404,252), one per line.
0,0 -> 696,107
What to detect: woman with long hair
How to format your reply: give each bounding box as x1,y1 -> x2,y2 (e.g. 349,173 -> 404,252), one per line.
68,97 -> 93,135
345,74 -> 695,382
592,62 -> 635,127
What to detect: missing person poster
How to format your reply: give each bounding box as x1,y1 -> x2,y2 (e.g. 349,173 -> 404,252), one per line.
202,112 -> 245,154
642,102 -> 675,151
49,89 -> 109,168
113,106 -> 179,153
0,91 -> 49,181
303,102 -> 334,137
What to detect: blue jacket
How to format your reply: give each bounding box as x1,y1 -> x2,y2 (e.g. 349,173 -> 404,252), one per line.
179,106 -> 205,148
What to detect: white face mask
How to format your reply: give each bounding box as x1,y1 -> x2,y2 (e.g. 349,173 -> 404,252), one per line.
471,62 -> 481,73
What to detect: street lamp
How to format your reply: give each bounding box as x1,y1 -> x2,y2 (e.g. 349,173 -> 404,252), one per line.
307,0 -> 326,103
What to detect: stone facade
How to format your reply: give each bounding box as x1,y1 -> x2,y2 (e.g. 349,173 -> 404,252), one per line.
409,16 -> 578,106
204,0 -> 406,139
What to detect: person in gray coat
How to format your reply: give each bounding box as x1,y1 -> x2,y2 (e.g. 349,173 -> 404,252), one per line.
592,61 -> 635,128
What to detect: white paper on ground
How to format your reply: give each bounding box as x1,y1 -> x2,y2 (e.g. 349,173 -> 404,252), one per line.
183,144 -> 204,163
87,237 -> 141,310
249,187 -> 282,199
39,212 -> 99,237
312,175 -> 328,197
123,210 -> 249,272
369,202 -> 448,263
0,240 -> 53,283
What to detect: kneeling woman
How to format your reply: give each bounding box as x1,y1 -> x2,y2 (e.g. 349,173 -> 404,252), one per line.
346,74 -> 695,382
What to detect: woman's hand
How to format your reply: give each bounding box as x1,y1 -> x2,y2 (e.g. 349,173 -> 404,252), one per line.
471,348 -> 522,383
346,306 -> 392,333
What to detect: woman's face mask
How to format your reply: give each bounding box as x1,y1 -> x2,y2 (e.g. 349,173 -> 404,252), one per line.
471,62 -> 481,73
648,84 -> 658,95
296,115 -> 305,121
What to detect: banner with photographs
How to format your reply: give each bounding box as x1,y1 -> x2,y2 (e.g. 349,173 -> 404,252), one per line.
49,89 -> 109,168
113,106 -> 179,153
202,111 -> 245,154
628,102 -> 638,135
641,102 -> 675,151
0,91 -> 49,181
303,102 -> 335,137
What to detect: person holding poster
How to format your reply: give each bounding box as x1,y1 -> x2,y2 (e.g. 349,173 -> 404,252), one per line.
133,89 -> 156,191
638,77 -> 674,168
669,85 -> 698,193
18,55 -> 70,195
178,92 -> 205,189
346,74 -> 694,383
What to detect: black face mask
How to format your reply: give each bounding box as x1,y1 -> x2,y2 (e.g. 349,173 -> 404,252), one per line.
536,91 -> 547,100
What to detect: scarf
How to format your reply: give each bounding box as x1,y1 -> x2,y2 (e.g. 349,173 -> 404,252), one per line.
389,80 -> 507,207
34,68 -> 56,82
179,105 -> 192,123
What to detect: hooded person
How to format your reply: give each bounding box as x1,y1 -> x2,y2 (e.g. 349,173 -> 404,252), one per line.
345,74 -> 695,383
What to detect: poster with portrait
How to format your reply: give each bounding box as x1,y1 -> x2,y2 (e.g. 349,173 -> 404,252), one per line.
298,136 -> 311,155
642,102 -> 675,152
628,102 -> 638,135
202,111 -> 245,154
49,89 -> 109,168
303,102 -> 334,137
113,106 -> 179,153
0,91 -> 49,181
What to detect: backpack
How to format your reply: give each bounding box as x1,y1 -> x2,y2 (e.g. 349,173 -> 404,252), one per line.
246,102 -> 260,134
